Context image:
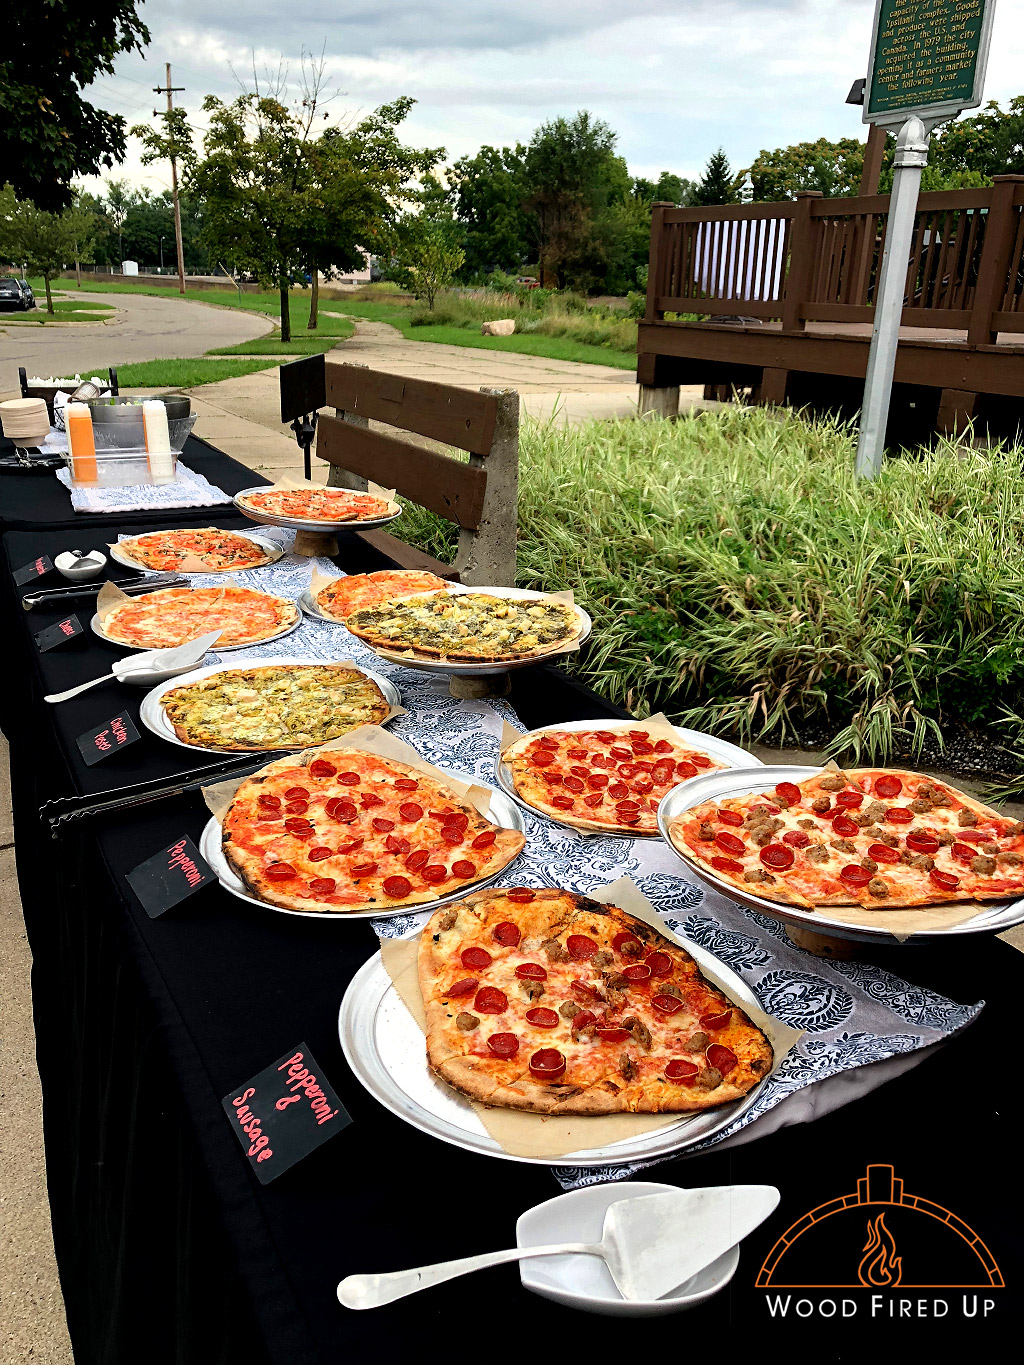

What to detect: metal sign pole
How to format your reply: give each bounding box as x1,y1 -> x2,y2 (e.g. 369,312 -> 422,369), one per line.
854,116 -> 931,479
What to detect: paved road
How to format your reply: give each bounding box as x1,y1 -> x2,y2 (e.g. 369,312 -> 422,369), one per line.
0,290 -> 273,397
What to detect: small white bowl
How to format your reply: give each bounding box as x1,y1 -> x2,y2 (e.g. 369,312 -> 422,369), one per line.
516,1181 -> 739,1316
55,550 -> 107,581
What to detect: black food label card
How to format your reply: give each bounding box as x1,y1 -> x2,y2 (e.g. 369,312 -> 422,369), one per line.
126,836 -> 213,918
34,613 -> 83,651
222,1043 -> 351,1183
76,712 -> 140,765
14,554 -> 54,586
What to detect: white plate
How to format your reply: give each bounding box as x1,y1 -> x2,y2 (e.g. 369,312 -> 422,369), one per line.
89,594 -> 303,653
336,934 -> 769,1165
233,486 -> 404,533
139,656 -> 402,755
109,528 -> 284,573
496,718 -> 762,839
353,585 -> 594,677
517,1183 -> 738,1315
200,776 -> 525,922
657,764 -> 1024,945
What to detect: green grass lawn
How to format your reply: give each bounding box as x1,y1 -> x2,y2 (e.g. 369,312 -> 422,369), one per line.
393,323 -> 637,370
208,326 -> 353,355
47,299 -> 115,314
110,357 -> 278,387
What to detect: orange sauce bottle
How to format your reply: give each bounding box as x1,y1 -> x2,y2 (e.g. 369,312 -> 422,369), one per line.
66,403 -> 98,484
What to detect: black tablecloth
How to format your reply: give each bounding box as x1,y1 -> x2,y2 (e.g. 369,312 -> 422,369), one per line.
3,454 -> 1021,1359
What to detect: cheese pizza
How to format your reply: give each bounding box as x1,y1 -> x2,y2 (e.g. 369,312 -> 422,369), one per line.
419,888 -> 773,1114
345,591 -> 581,662
115,528 -> 276,572
238,487 -> 393,523
100,585 -> 298,649
314,570 -> 449,621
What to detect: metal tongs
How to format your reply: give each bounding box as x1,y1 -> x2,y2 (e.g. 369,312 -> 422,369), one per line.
22,571 -> 189,610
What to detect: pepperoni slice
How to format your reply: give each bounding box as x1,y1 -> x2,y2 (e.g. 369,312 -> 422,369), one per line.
284,786 -> 309,799
570,981 -> 600,1003
760,843 -> 795,870
840,864 -> 872,886
595,731 -> 617,743
752,804 -> 780,817
257,794 -> 281,809
372,817 -> 395,833
707,1043 -> 738,1076
360,793 -> 384,809
714,831 -> 746,855
398,802 -> 423,824
444,812 -> 470,830
591,754 -> 615,770
831,813 -> 859,837
472,831 -> 497,849
929,868 -> 960,890
567,748 -> 589,761
868,842 -> 901,863
835,790 -> 865,808
515,963 -> 547,980
906,831 -> 940,854
613,932 -> 642,957
474,987 -> 508,1014
338,773 -> 360,787
285,801 -> 309,815
951,842 -> 977,864
451,860 -> 476,879
544,773 -> 564,786
493,922 -> 521,947
526,1007 -> 559,1029
610,746 -> 631,761
884,806 -> 915,824
782,830 -> 810,848
285,818 -> 313,834
308,877 -> 336,895
775,781 -> 801,805
718,809 -> 745,827
328,801 -> 358,822
441,827 -> 465,845
566,934 -> 598,960
583,793 -> 604,807
265,863 -> 297,881
421,865 -> 449,884
652,994 -> 685,1015
529,1049 -> 565,1078
385,835 -> 411,854
447,977 -> 478,997
711,856 -> 744,875
405,850 -> 429,871
623,963 -> 652,982
608,783 -> 629,800
676,762 -> 698,780
586,773 -> 609,790
956,830 -> 989,845
570,1010 -> 597,1031
551,795 -> 575,810
350,862 -> 378,878
336,837 -> 364,855
530,751 -> 555,767
645,951 -> 673,977
874,775 -> 903,798
506,889 -> 536,904
562,777 -> 585,794
308,759 -> 335,780
382,875 -> 412,898
487,1033 -> 519,1057
393,778 -> 419,791
665,1059 -> 699,1083
308,846 -> 333,862
701,1009 -> 732,1030
632,774 -> 655,793
690,754 -> 712,769
537,735 -> 559,749
595,1025 -> 631,1042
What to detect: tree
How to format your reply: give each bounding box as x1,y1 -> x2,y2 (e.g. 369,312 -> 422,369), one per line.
690,149 -> 739,206
452,144 -> 531,277
631,171 -> 693,206
930,96 -> 1024,179
1,192 -> 90,311
1,2 -> 149,212
104,178 -> 131,263
65,195 -> 97,287
742,137 -> 868,201
389,215 -> 465,308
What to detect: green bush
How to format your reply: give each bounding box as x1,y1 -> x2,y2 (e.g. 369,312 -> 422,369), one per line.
404,287 -> 638,354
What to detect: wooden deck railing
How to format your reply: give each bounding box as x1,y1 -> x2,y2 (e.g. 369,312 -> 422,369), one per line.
644,175 -> 1024,346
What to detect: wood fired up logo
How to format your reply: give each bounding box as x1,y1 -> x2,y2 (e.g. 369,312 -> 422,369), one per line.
756,1164 -> 1003,1289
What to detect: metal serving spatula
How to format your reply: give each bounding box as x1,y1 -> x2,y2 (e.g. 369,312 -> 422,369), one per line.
337,1185 -> 779,1310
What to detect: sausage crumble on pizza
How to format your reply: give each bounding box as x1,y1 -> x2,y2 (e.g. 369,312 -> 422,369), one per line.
670,768 -> 1024,909
115,528 -> 276,573
419,888 -> 773,1114
100,585 -> 298,649
222,750 -> 525,913
315,570 -> 449,622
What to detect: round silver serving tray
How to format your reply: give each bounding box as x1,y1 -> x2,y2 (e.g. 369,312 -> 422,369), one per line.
337,934 -> 769,1165
200,776 -> 525,922
233,485 -> 403,534
109,529 -> 284,574
495,718 -> 762,839
298,586 -> 348,625
138,656 -> 401,755
657,764 -> 1024,945
90,591 -> 302,653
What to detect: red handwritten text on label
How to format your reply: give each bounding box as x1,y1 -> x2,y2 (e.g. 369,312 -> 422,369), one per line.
277,1050 -> 339,1126
168,838 -> 204,886
231,1088 -> 274,1163
59,618 -> 75,636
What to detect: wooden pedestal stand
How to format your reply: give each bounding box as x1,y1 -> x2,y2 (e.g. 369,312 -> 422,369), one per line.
448,672 -> 511,700
292,529 -> 339,559
785,924 -> 863,959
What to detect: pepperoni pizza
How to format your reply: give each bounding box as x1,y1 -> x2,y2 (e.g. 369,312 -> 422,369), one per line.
503,725 -> 727,834
238,487 -> 394,523
115,528 -> 276,573
670,768 -> 1024,909
222,750 -> 525,913
420,888 -> 773,1114
315,570 -> 449,621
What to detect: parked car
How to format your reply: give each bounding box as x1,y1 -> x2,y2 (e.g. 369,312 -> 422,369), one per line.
0,276 -> 33,310
17,279 -> 35,308
515,275 -> 540,289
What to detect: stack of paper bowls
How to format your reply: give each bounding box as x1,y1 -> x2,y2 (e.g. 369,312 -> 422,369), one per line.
0,398 -> 50,446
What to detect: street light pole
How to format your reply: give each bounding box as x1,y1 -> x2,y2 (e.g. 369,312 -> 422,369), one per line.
153,62 -> 187,296
160,236 -> 165,271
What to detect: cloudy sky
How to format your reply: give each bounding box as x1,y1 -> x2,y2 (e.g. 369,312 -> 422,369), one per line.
84,0 -> 1024,196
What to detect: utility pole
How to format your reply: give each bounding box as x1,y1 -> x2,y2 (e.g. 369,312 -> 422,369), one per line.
153,63 -> 186,295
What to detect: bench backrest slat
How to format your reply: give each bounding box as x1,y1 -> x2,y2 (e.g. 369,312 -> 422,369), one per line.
325,364 -> 498,454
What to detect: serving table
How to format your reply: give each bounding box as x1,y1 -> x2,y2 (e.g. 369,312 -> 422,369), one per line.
1,445 -> 1019,1360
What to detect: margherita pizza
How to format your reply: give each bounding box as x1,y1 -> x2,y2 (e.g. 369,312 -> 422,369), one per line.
670,768 -> 1024,909
222,750 -> 525,913
503,726 -> 727,834
345,592 -> 581,662
100,585 -> 298,649
238,487 -> 394,523
115,528 -> 276,572
315,570 -> 449,622
419,888 -> 773,1114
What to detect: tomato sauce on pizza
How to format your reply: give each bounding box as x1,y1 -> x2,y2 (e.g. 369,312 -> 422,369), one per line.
315,570 -> 449,621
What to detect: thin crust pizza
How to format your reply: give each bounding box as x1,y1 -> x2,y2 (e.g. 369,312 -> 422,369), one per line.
669,768 -> 1024,910
239,487 -> 393,523
345,591 -> 581,662
161,664 -> 391,751
315,570 -> 449,622
222,750 -> 525,913
100,585 -> 298,649
115,528 -> 275,572
419,888 -> 773,1114
504,726 -> 727,834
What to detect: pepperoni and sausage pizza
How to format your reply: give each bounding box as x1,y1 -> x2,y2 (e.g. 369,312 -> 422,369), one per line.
100,585 -> 298,650
419,888 -> 773,1114
115,528 -> 276,572
222,750 -> 525,913
238,487 -> 393,523
345,592 -> 582,662
315,570 -> 449,622
670,768 -> 1024,909
503,726 -> 727,834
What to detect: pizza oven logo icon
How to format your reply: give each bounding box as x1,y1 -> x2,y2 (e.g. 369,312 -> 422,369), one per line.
756,1164 -> 1003,1289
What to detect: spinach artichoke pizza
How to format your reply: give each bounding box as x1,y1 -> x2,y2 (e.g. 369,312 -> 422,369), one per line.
159,664 -> 391,751
344,591 -> 582,662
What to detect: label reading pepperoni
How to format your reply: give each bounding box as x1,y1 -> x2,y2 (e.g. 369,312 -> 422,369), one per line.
566,934 -> 598,960
474,987 -> 508,1014
493,921 -> 521,947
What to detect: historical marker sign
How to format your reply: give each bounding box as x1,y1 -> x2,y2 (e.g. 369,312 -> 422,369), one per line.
866,0 -> 995,125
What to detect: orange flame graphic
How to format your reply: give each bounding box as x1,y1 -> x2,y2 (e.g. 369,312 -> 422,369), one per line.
858,1213 -> 903,1287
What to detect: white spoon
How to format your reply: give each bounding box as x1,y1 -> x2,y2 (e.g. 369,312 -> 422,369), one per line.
43,630 -> 223,703
45,665 -> 147,702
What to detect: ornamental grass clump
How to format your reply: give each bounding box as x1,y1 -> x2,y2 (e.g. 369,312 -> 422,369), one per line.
399,404 -> 1024,765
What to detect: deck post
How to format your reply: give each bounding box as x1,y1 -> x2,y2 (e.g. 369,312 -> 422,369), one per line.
781,191 -> 822,333
967,174 -> 1024,347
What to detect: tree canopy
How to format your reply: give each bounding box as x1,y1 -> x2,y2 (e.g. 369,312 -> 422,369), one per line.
743,137 -> 867,201
690,149 -> 739,206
